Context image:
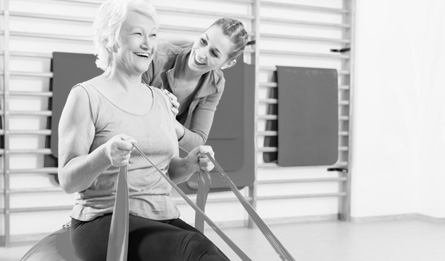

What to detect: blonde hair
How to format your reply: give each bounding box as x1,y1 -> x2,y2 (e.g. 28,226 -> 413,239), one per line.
93,0 -> 159,77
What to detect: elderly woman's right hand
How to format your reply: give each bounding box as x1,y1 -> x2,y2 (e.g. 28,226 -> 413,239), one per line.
104,134 -> 137,166
187,145 -> 215,172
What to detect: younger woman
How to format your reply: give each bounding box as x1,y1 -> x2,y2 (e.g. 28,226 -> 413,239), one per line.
143,18 -> 251,151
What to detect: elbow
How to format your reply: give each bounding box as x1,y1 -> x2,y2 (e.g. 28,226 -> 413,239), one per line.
194,131 -> 207,145
58,169 -> 76,194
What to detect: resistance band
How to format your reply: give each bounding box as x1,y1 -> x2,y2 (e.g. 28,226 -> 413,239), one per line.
204,152 -> 295,261
135,145 -> 295,261
106,166 -> 129,261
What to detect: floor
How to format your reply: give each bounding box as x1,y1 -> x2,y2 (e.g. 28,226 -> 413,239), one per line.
1,218 -> 444,261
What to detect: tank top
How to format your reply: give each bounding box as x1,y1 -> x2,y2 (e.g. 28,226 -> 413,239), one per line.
70,82 -> 180,221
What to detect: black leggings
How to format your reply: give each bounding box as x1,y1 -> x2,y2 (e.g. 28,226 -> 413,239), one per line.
71,214 -> 230,261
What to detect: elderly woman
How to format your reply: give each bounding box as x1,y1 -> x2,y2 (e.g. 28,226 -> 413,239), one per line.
143,17 -> 251,152
57,0 -> 229,260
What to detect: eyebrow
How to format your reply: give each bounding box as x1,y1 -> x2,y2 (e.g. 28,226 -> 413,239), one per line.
205,33 -> 222,56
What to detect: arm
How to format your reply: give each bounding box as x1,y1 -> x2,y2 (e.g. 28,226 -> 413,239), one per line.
168,145 -> 215,184
178,89 -> 224,152
57,86 -> 135,194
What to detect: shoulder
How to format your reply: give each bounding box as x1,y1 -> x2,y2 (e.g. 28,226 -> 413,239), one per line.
150,85 -> 169,104
155,40 -> 192,60
60,83 -> 93,126
68,83 -> 90,102
70,78 -> 102,104
212,69 -> 225,92
65,79 -> 102,123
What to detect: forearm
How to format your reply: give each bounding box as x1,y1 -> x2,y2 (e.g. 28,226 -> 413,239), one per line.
178,107 -> 216,152
168,157 -> 196,184
58,145 -> 111,194
174,120 -> 186,142
178,128 -> 206,152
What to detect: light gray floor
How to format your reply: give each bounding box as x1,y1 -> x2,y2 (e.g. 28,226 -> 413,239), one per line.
1,218 -> 444,261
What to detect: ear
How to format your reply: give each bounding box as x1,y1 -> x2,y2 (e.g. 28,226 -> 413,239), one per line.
107,44 -> 119,54
112,43 -> 120,53
221,59 -> 236,70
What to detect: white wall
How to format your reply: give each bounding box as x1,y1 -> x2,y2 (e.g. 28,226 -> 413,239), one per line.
1,0 -> 352,240
352,0 -> 445,219
3,0 -> 444,242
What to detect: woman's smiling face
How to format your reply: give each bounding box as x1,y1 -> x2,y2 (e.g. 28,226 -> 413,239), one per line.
187,25 -> 235,74
115,10 -> 158,76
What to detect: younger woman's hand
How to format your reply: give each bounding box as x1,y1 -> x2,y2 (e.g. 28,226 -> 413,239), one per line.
104,134 -> 137,166
162,89 -> 180,116
187,145 -> 215,172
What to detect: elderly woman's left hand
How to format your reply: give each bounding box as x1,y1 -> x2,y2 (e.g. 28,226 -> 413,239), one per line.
187,145 -> 215,172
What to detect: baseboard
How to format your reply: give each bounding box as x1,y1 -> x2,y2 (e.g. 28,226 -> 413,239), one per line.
0,233 -> 50,247
3,213 -> 443,247
203,214 -> 339,231
415,213 -> 445,223
351,213 -> 445,223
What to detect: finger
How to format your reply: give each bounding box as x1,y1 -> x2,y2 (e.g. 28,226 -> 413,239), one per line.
198,157 -> 214,171
119,134 -> 137,145
171,107 -> 179,115
116,136 -> 137,151
117,140 -> 134,151
171,100 -> 180,108
198,155 -> 210,163
199,146 -> 214,158
120,153 -> 131,165
170,95 -> 178,103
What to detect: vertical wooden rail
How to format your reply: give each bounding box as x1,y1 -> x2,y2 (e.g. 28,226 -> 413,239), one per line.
1,0 -> 11,247
248,0 -> 260,229
338,0 -> 356,222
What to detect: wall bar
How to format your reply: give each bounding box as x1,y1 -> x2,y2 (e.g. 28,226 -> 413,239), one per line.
55,0 -> 254,5
258,177 -> 347,184
260,66 -> 350,75
261,1 -> 349,14
4,111 -> 52,116
1,0 -> 12,247
261,49 -> 350,59
6,130 -> 52,135
261,17 -> 350,28
7,149 -> 52,155
9,167 -> 58,174
261,33 -> 350,44
156,6 -> 254,20
7,91 -> 53,97
6,187 -> 63,194
259,192 -> 346,200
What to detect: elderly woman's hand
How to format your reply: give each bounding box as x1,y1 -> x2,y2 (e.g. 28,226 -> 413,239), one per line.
187,145 -> 215,172
104,134 -> 137,167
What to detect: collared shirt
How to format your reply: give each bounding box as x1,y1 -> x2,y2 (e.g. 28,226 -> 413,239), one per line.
142,41 -> 225,152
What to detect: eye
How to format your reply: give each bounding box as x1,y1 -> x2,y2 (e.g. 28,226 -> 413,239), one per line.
200,38 -> 208,46
134,32 -> 142,36
149,33 -> 157,38
210,50 -> 219,58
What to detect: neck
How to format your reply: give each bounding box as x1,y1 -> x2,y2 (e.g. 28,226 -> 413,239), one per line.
181,65 -> 202,81
107,67 -> 142,91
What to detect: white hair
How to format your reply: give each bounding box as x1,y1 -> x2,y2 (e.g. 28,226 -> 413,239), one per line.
93,0 -> 159,77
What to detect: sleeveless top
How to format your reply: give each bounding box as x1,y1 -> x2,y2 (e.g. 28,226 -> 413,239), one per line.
70,83 -> 180,221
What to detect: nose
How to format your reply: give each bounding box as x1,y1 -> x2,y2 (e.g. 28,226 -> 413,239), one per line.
141,36 -> 156,52
196,46 -> 209,60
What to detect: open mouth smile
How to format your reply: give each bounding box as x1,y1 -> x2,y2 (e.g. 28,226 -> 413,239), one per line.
134,52 -> 151,59
193,50 -> 206,66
